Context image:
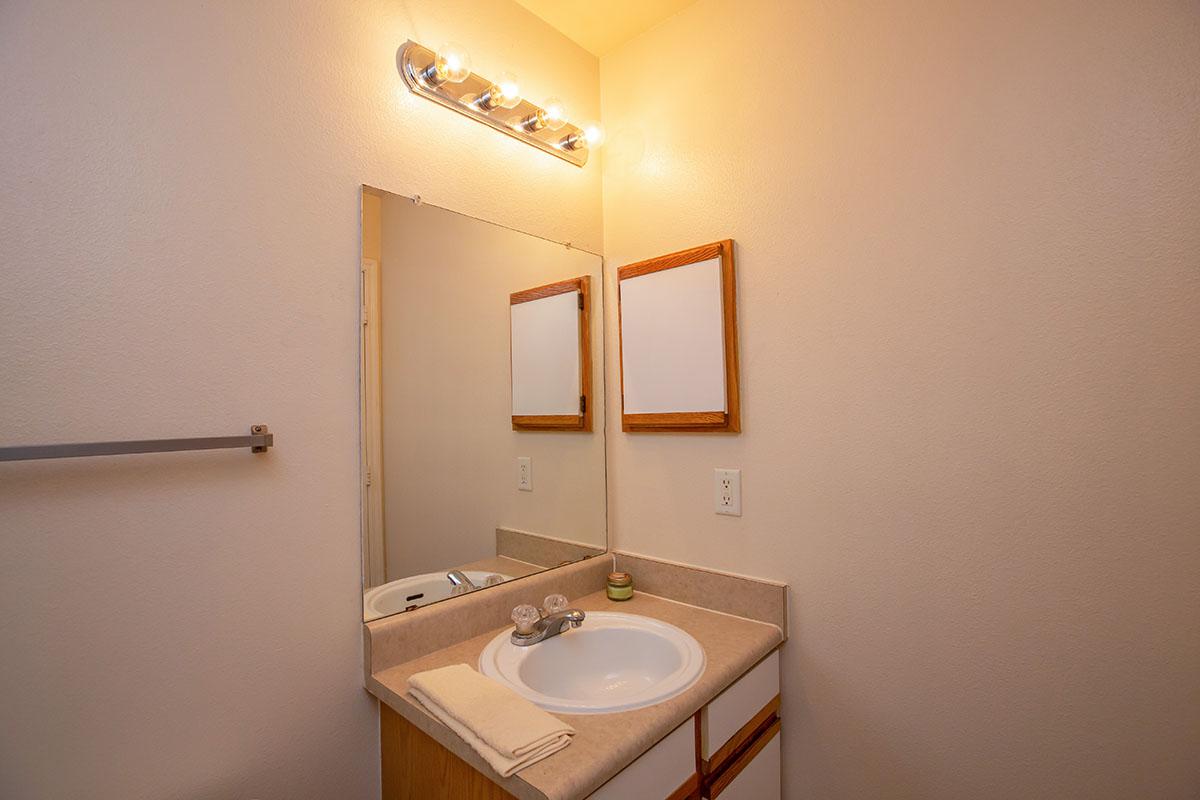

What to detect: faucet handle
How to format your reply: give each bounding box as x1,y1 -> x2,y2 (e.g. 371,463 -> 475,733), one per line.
542,594 -> 569,615
511,604 -> 541,636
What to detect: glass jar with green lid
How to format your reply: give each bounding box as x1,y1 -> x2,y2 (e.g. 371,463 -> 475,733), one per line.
606,571 -> 633,601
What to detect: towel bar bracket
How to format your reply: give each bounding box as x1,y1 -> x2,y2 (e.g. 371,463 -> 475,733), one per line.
250,424 -> 270,453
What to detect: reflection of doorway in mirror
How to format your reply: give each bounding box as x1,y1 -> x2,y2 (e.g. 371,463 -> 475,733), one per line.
361,256 -> 386,588
360,187 -> 388,589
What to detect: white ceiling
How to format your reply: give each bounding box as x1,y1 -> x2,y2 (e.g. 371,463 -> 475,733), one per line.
514,0 -> 698,57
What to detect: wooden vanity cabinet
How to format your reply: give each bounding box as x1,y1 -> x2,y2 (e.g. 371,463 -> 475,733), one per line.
380,649 -> 782,800
381,703 -> 517,800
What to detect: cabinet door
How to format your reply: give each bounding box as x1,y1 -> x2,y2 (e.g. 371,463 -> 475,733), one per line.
713,731 -> 780,800
588,719 -> 697,799
701,650 -> 780,768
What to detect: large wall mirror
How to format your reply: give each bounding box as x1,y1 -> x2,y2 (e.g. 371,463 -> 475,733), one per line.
360,186 -> 607,622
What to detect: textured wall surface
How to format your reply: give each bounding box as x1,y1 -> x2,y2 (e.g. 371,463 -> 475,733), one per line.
0,1 -> 600,798
600,1 -> 1200,798
3,0 -> 1199,798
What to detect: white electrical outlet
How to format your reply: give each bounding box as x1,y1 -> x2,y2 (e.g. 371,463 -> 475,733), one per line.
715,468 -> 741,516
517,457 -> 532,491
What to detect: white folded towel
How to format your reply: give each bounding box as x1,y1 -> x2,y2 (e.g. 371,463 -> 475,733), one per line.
407,663 -> 575,777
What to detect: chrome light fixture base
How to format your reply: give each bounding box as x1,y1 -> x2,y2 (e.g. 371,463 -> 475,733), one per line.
398,41 -> 589,168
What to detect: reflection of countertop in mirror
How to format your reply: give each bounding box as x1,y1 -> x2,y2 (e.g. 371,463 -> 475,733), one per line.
457,555 -> 545,581
367,590 -> 784,800
495,527 -> 606,570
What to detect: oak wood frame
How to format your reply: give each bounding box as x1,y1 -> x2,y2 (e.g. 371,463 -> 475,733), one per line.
617,240 -> 740,433
509,276 -> 592,432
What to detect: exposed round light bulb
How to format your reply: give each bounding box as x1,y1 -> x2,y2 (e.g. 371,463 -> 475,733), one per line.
581,121 -> 606,148
559,120 -> 605,152
434,43 -> 471,83
541,97 -> 568,131
493,71 -> 521,109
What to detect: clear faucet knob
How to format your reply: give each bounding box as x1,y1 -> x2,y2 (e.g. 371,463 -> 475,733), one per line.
511,604 -> 541,636
484,574 -> 505,587
542,594 -> 569,614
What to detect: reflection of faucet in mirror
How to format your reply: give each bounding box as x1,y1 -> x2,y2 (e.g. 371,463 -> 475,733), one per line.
447,570 -> 478,595
447,571 -> 506,596
509,594 -> 586,646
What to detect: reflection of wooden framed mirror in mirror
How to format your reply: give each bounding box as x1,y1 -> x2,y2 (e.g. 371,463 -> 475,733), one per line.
360,186 -> 607,622
618,239 -> 740,433
510,277 -> 592,432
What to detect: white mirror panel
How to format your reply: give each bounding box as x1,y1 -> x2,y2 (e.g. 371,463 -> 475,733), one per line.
511,291 -> 582,416
620,256 -> 727,414
360,186 -> 606,622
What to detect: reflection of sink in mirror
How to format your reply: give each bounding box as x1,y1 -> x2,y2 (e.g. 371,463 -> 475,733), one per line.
479,613 -> 705,714
364,571 -> 512,620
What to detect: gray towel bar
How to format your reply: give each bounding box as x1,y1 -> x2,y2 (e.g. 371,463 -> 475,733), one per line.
0,425 -> 272,461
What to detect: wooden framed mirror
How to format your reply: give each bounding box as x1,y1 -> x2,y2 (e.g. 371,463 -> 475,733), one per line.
618,240 -> 740,433
510,276 -> 592,432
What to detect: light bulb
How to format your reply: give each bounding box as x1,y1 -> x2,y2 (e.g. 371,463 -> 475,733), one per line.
476,70 -> 521,111
582,121 -> 605,148
422,42 -> 471,86
492,71 -> 521,109
541,97 -> 568,131
438,44 -> 471,82
516,97 -> 569,133
562,120 -> 605,151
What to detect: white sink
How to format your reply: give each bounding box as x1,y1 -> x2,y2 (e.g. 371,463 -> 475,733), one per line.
478,612 -> 705,714
364,570 -> 511,620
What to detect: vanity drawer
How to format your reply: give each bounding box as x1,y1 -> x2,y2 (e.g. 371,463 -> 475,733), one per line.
708,724 -> 780,799
700,650 -> 780,769
587,719 -> 698,800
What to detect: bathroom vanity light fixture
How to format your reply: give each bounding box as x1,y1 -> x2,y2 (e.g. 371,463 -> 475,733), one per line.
398,40 -> 599,167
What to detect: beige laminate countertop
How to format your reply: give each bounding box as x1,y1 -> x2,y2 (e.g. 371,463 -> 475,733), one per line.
367,590 -> 784,800
457,554 -> 545,580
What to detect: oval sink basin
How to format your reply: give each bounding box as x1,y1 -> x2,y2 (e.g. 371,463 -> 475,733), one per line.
364,571 -> 511,620
479,612 -> 705,714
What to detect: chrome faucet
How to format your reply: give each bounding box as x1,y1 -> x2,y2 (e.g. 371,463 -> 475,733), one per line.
447,570 -> 478,592
510,595 -> 586,646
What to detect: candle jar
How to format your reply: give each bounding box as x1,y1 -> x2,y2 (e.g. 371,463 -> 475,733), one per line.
606,571 -> 633,601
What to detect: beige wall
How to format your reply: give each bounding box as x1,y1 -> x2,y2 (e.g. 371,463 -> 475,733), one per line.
600,1 -> 1200,798
3,0 -> 1199,798
376,194 -> 606,580
0,1 -> 599,798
